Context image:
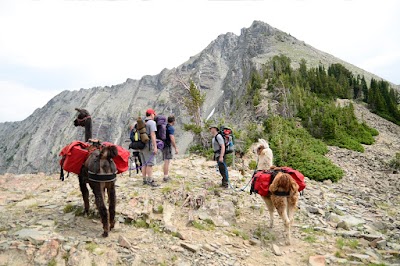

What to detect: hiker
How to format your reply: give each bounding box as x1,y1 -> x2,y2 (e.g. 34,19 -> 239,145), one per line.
210,125 -> 229,188
140,108 -> 159,187
128,123 -> 143,174
163,115 -> 179,182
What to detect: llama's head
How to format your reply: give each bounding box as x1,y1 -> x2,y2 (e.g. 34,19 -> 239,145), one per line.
74,108 -> 91,127
255,139 -> 269,155
255,138 -> 273,170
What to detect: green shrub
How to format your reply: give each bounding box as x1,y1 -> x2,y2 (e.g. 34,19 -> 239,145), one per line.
265,116 -> 343,182
389,153 -> 400,170
249,160 -> 257,170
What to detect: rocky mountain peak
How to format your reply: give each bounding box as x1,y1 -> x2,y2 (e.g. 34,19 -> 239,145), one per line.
0,20 -> 394,174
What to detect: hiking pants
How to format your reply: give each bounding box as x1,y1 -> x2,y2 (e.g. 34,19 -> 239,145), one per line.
215,154 -> 229,187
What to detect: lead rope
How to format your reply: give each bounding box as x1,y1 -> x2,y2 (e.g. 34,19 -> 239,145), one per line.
218,157 -> 258,192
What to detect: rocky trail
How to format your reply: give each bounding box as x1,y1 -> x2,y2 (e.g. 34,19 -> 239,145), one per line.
1,103 -> 400,266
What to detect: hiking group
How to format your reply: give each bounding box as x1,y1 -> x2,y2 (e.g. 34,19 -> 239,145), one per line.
129,108 -> 178,187
129,108 -> 234,189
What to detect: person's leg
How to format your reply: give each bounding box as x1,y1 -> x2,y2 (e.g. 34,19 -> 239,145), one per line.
163,146 -> 172,181
218,161 -> 229,188
139,152 -> 147,184
145,149 -> 159,187
163,159 -> 170,176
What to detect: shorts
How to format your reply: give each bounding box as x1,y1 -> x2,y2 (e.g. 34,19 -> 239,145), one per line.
139,143 -> 156,166
162,145 -> 173,160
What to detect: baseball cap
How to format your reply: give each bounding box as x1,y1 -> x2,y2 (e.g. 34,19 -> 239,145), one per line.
146,108 -> 156,115
209,125 -> 218,130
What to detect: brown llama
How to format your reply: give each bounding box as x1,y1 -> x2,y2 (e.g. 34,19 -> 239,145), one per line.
79,141 -> 118,237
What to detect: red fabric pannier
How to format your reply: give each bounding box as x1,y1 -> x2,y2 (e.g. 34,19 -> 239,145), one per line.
251,171 -> 272,197
102,142 -> 130,174
250,167 -> 306,196
281,167 -> 306,192
59,141 -> 90,175
59,141 -> 130,175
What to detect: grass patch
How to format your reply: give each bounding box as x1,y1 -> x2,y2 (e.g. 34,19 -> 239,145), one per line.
161,186 -> 172,194
336,237 -> 358,250
156,205 -> 164,214
149,221 -> 162,233
253,225 -> 276,243
249,160 -> 257,170
191,220 -> 214,231
304,235 -> 317,243
133,219 -> 148,228
63,204 -> 75,213
85,242 -> 98,253
232,229 -> 249,240
47,258 -> 57,266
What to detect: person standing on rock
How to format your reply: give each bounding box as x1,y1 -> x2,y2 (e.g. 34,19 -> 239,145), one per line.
140,108 -> 159,187
163,115 -> 179,182
210,125 -> 229,188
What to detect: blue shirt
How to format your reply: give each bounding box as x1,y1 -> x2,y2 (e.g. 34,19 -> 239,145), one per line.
166,124 -> 175,145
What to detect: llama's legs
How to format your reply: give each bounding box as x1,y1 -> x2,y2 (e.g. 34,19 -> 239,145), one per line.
273,197 -> 291,245
90,182 -> 109,237
287,195 -> 298,226
262,196 -> 275,228
108,182 -> 116,230
79,176 -> 90,215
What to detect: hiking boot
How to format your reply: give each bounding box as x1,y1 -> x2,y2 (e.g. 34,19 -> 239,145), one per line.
147,180 -> 160,187
163,176 -> 171,182
143,180 -> 148,185
221,183 -> 229,189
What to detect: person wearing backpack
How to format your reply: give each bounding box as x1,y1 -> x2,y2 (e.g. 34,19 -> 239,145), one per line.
210,125 -> 229,188
162,115 -> 179,182
140,108 -> 159,187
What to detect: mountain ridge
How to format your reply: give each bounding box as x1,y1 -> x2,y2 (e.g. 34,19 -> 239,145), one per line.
0,20 -> 397,174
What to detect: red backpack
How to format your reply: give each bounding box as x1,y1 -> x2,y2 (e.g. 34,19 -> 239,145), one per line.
59,141 -> 130,180
250,167 -> 306,196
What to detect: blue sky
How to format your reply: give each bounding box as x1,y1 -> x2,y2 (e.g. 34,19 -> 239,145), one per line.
0,0 -> 399,122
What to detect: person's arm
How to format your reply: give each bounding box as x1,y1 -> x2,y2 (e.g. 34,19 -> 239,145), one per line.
218,135 -> 225,162
151,131 -> 157,154
170,135 -> 179,154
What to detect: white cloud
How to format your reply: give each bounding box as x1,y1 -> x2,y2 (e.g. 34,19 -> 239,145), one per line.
0,80 -> 62,122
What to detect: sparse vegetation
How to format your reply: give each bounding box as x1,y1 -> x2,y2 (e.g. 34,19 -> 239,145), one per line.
389,152 -> 400,170
85,242 -> 98,253
232,228 -> 249,240
63,204 -> 75,213
336,237 -> 359,250
191,220 -> 214,231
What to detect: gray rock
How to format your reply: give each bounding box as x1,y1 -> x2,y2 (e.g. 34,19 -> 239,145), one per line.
271,244 -> 282,256
249,238 -> 261,246
118,235 -> 131,249
180,242 -> 199,253
336,221 -> 350,230
376,239 -> 387,249
14,228 -> 50,245
361,234 -> 384,242
348,253 -> 370,261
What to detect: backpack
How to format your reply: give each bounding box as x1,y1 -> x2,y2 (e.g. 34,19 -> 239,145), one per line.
59,141 -> 130,180
129,123 -> 146,150
215,126 -> 234,154
250,167 -> 306,196
155,115 -> 167,149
